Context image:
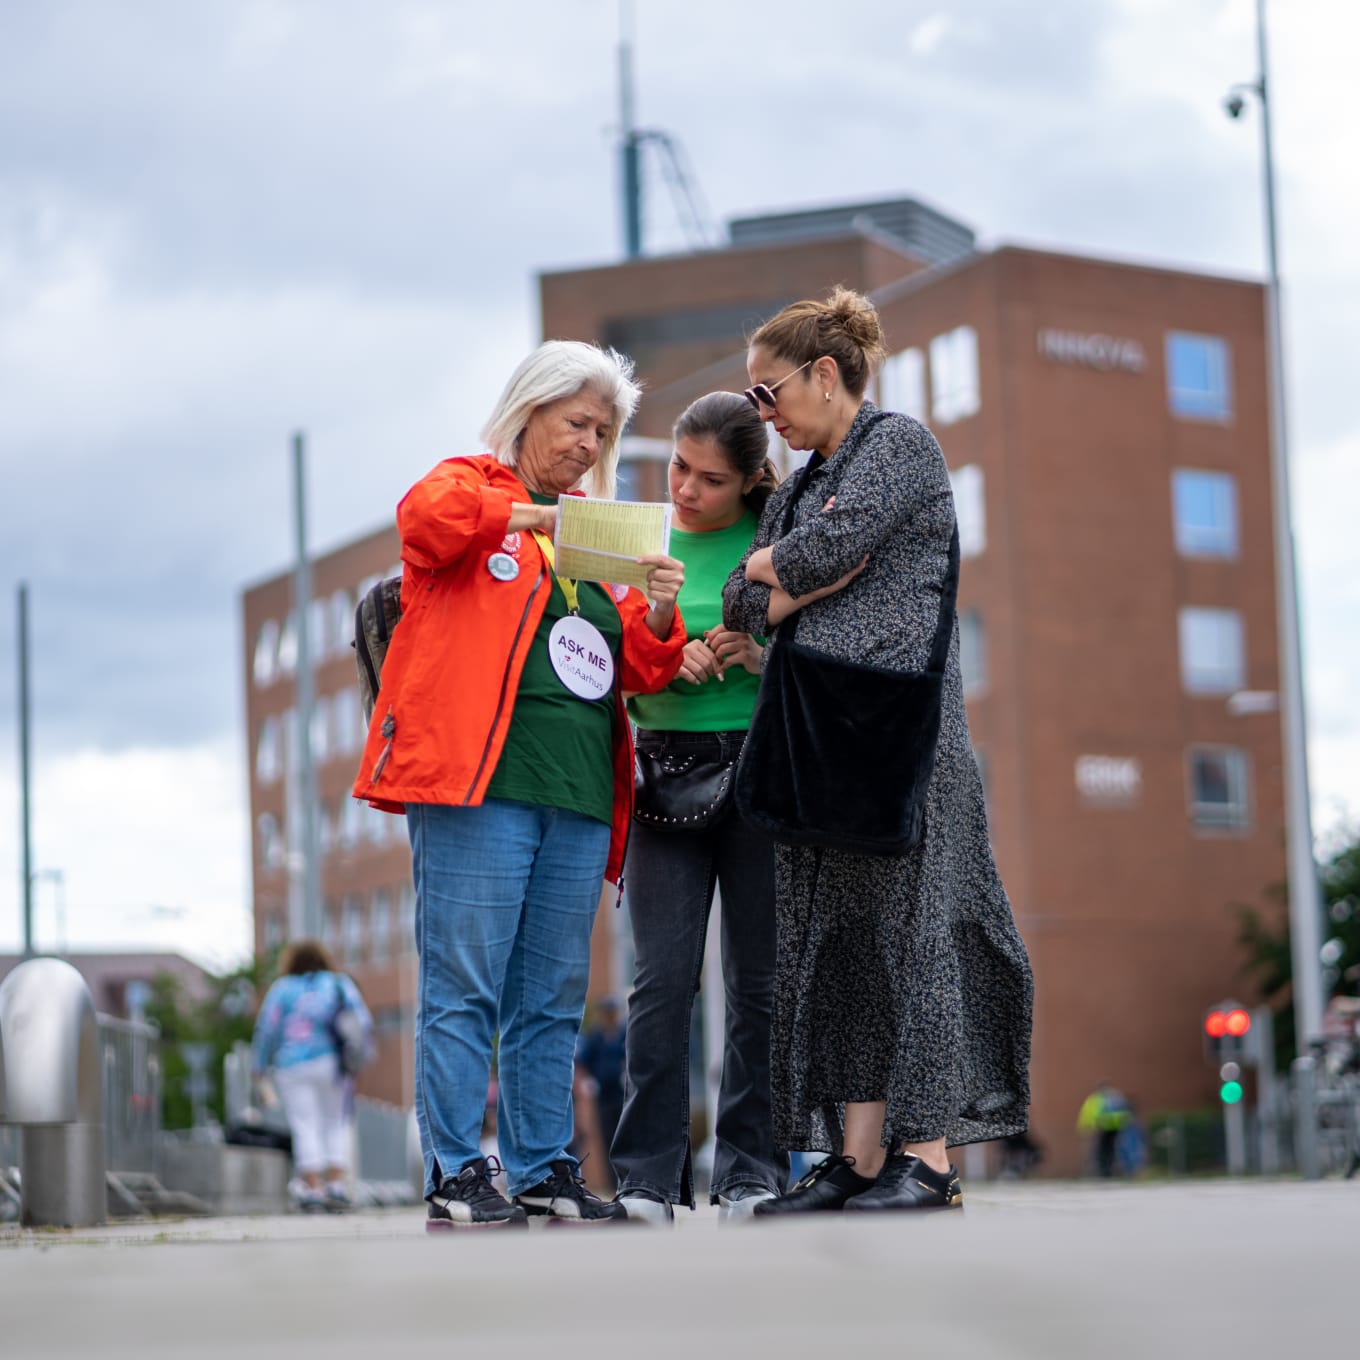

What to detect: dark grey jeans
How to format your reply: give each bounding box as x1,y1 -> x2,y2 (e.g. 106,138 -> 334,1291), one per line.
611,729 -> 789,1207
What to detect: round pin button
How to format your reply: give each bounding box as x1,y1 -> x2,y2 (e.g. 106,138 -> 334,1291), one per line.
547,615 -> 614,701
487,552 -> 520,582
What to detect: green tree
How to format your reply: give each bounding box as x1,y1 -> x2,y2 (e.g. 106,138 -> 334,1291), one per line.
144,953 -> 276,1129
1236,822 -> 1360,1070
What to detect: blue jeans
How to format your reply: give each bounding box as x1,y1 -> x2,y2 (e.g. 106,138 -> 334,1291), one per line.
407,798 -> 610,1198
611,730 -> 789,1207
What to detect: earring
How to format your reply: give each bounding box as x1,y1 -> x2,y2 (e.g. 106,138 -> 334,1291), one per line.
824,391 -> 831,402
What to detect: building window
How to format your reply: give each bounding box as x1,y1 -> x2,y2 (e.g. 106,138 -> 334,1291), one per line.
879,347 -> 926,419
322,901 -> 340,950
330,589 -> 354,657
262,912 -> 285,952
342,895 -> 365,965
1173,470 -> 1238,557
1188,746 -> 1250,829
332,687 -> 364,755
318,800 -> 336,853
959,610 -> 987,695
371,890 -> 391,966
339,797 -> 362,848
276,613 -> 298,675
255,717 -> 283,784
1166,332 -> 1232,422
257,812 -> 285,869
1178,607 -> 1245,694
252,620 -> 280,687
306,597 -> 328,664
949,465 -> 986,558
929,326 -> 980,425
399,881 -> 417,955
309,695 -> 331,763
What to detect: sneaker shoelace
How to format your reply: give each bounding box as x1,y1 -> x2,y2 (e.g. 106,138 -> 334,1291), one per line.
543,1160 -> 599,1204
790,1153 -> 858,1193
449,1155 -> 507,1209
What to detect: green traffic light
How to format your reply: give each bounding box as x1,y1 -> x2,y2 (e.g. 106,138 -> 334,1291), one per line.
1220,1080 -> 1244,1104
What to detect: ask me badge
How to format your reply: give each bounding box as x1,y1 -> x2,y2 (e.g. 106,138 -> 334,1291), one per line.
548,615 -> 614,701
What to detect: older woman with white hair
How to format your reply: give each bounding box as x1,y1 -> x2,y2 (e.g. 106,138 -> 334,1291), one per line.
352,340 -> 686,1228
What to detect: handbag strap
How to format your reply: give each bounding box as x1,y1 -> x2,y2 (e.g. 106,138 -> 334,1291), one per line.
775,420 -> 961,667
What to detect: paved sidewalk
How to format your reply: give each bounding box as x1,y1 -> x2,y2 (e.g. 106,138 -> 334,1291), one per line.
2,1179 -> 1354,1358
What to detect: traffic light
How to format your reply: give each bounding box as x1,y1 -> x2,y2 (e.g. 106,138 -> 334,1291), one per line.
1203,1002 -> 1253,1064
1218,1060 -> 1244,1105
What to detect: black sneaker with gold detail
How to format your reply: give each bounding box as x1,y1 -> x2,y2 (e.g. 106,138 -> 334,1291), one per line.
752,1154 -> 876,1216
843,1154 -> 963,1212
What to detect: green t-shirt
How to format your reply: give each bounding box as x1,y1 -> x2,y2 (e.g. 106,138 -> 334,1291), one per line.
486,496 -> 622,825
628,511 -> 762,734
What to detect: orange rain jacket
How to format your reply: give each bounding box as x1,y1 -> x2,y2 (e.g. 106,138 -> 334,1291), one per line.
351,455 -> 686,887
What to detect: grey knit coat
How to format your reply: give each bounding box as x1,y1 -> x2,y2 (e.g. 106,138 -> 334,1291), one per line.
723,401 -> 1033,1152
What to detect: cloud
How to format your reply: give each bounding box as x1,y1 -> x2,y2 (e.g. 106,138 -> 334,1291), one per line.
0,238 -> 530,754
0,737 -> 252,969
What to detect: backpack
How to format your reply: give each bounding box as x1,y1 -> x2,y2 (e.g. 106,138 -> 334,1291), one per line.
353,576 -> 404,724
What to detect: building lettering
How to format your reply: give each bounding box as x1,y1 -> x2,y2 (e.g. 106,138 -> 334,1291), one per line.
1036,328 -> 1146,373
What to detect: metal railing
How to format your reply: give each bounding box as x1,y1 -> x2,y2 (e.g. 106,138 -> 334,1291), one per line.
0,1010 -> 161,1215
98,1015 -> 161,1174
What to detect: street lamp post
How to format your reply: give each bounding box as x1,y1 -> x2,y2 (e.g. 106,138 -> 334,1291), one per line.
1225,0 -> 1325,1054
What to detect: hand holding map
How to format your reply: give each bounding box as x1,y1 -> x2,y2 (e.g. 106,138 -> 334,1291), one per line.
553,496 -> 673,593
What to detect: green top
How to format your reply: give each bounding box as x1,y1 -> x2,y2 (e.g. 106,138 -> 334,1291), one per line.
486,495 -> 622,825
628,511 -> 762,734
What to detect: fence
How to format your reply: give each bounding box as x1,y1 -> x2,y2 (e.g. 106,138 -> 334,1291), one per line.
99,1015 -> 162,1173
0,1011 -> 161,1214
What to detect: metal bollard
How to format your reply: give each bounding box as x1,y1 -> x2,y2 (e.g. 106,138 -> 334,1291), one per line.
1291,1054 -> 1321,1182
0,958 -> 107,1226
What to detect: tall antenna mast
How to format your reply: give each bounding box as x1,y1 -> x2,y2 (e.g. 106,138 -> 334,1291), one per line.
619,0 -> 642,258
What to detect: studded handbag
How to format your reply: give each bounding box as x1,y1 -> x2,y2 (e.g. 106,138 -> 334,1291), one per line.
633,745 -> 737,831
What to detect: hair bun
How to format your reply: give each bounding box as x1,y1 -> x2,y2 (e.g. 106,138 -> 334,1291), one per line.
826,286 -> 883,353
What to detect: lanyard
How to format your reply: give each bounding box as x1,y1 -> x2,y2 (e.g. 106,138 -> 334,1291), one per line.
530,529 -> 581,615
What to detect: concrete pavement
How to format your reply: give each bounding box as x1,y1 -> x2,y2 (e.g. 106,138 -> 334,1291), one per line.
1,1178 -> 1355,1358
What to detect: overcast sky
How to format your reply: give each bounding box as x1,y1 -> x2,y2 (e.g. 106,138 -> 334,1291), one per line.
1,0 -> 1356,968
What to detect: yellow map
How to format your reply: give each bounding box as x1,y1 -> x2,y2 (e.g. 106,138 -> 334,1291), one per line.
553,496 -> 673,592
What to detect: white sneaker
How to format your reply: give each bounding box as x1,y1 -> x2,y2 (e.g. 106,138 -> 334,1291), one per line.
618,1192 -> 674,1225
716,1187 -> 776,1222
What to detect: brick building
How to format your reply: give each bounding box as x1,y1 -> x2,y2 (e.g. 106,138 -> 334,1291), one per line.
243,197 -> 1286,1173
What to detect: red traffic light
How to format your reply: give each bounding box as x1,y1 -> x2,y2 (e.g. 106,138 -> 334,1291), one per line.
1225,1008 -> 1251,1036
1204,1011 -> 1228,1038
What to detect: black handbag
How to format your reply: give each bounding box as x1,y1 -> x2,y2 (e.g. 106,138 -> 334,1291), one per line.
734,457 -> 960,857
633,745 -> 736,830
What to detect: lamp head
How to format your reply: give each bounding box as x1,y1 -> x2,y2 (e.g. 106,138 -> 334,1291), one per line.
1224,92 -> 1247,119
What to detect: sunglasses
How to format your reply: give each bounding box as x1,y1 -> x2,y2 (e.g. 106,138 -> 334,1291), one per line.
743,358 -> 815,412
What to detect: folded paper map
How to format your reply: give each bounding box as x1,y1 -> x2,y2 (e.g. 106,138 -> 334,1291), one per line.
554,496 -> 673,592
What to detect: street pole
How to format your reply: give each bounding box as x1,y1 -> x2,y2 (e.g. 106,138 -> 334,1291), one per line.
17,582 -> 33,959
1224,1096 -> 1248,1176
1252,1003 -> 1279,1173
292,432 -> 322,941
618,0 -> 642,258
1247,0 -> 1326,1053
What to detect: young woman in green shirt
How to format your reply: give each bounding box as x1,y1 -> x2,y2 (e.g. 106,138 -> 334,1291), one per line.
611,392 -> 789,1222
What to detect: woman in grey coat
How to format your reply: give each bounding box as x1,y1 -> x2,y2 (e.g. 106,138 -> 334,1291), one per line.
723,287 -> 1033,1214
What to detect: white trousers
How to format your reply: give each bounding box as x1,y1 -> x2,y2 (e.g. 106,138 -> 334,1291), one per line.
273,1054 -> 350,1174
